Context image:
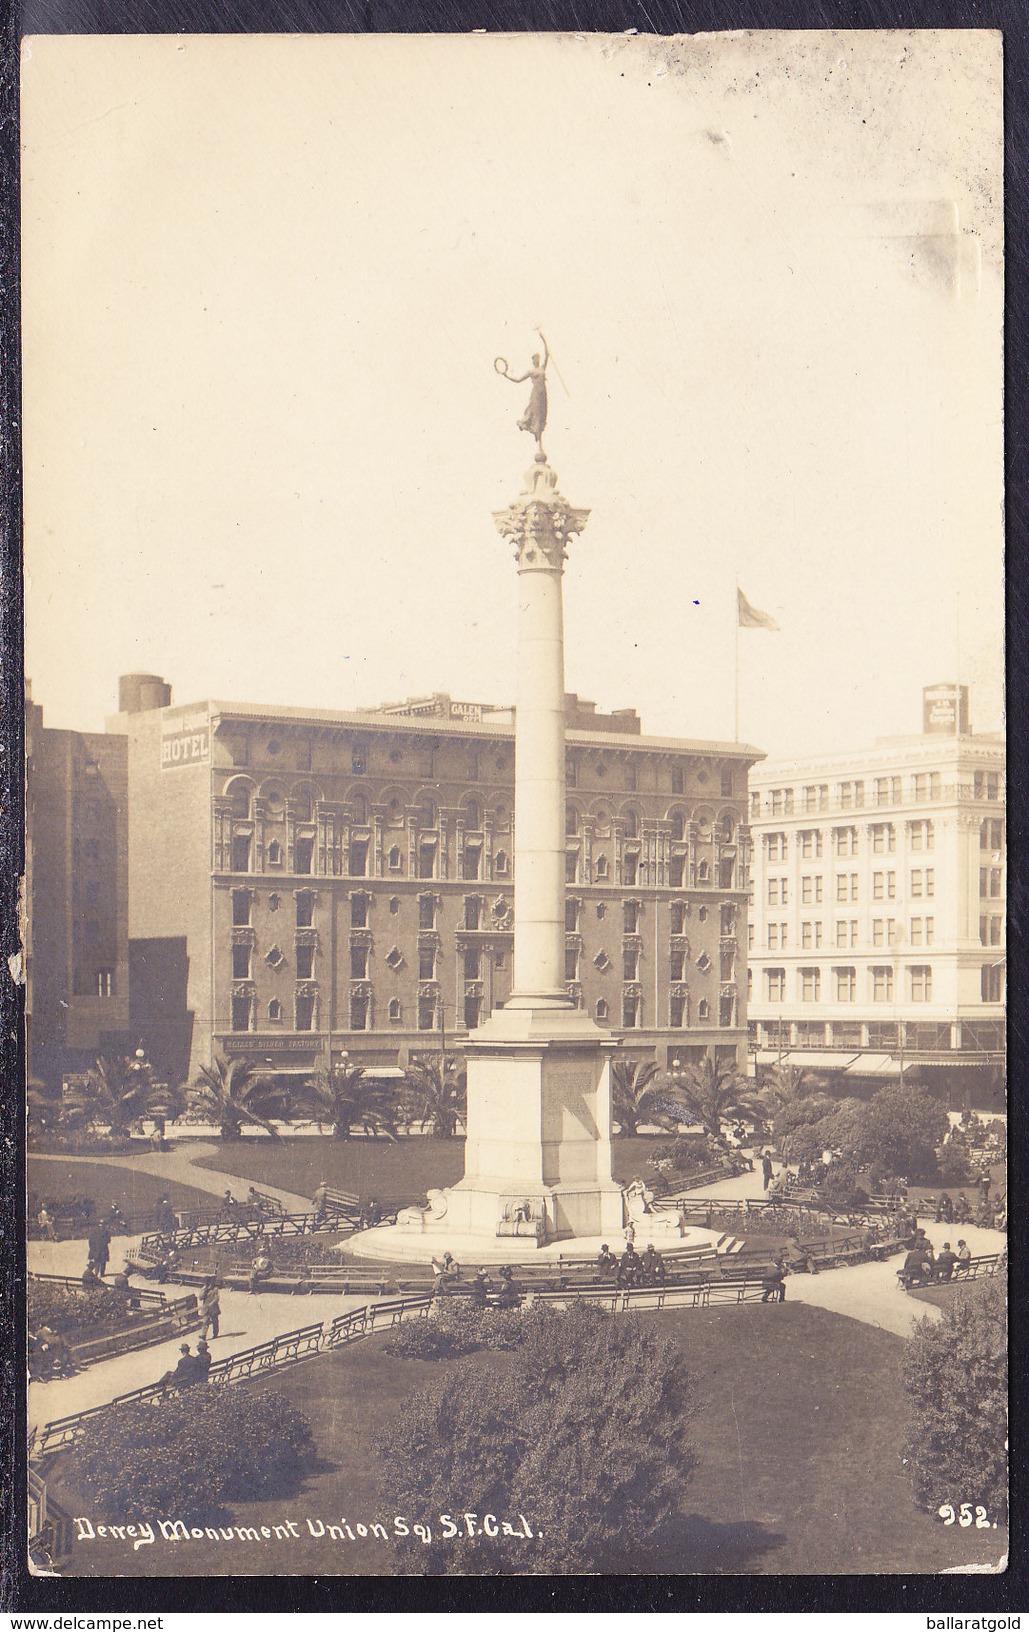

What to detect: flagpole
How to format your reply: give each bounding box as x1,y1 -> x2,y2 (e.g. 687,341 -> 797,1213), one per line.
734,576 -> 740,741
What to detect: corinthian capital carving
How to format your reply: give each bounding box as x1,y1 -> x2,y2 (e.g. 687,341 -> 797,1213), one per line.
493,459 -> 590,572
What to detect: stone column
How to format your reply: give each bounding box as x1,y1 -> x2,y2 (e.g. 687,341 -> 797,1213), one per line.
494,459 -> 590,1008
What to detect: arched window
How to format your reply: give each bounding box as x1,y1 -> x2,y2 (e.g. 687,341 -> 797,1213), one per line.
291,788 -> 314,823
495,849 -> 509,875
387,799 -> 404,827
622,809 -> 639,839
595,998 -> 609,1023
419,798 -> 438,829
350,793 -> 368,826
388,997 -> 402,1022
387,846 -> 403,871
464,798 -> 483,830
267,998 -> 282,1022
267,840 -> 283,866
670,810 -> 687,843
697,859 -> 710,883
595,854 -> 609,879
698,999 -> 710,1021
227,781 -> 252,819
594,808 -> 611,838
565,805 -> 582,837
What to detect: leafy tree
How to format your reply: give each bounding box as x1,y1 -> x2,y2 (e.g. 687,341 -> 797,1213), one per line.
189,1055 -> 291,1140
902,1279 -> 1007,1520
26,1080 -> 61,1134
58,1055 -> 185,1137
673,1054 -> 764,1140
401,1053 -> 467,1138
825,1085 -> 949,1180
295,1062 -> 398,1140
610,1057 -> 687,1137
378,1303 -> 699,1573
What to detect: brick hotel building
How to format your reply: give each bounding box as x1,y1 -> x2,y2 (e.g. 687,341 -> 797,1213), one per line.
31,678 -> 761,1092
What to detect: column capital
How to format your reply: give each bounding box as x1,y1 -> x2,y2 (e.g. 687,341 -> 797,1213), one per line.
493,459 -> 590,572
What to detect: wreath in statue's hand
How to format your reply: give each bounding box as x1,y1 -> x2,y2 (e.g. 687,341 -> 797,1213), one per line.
494,357 -> 512,378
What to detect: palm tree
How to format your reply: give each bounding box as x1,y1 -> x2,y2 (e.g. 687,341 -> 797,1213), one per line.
189,1055 -> 292,1140
401,1053 -> 467,1139
673,1054 -> 764,1140
610,1058 -> 688,1137
57,1054 -> 180,1137
295,1063 -> 399,1141
759,1062 -> 834,1157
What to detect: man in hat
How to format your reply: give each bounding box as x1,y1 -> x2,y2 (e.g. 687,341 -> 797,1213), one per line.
194,1339 -> 213,1381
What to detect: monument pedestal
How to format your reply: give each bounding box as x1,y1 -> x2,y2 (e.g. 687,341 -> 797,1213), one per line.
444,1006 -> 626,1242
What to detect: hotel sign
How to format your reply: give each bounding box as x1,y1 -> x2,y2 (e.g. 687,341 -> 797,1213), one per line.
161,713 -> 211,769
922,684 -> 969,736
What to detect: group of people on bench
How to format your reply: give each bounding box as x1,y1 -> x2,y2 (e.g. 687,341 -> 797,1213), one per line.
595,1242 -> 667,1288
898,1233 -> 973,1288
159,1339 -> 212,1389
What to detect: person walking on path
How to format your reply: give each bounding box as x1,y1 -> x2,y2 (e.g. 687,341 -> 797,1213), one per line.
761,1154 -> 774,1191
37,1203 -> 57,1242
312,1179 -> 329,1226
199,1278 -> 221,1339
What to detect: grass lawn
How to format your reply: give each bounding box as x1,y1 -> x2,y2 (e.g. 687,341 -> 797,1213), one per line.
189,1133 -> 680,1202
28,1156 -> 218,1235
49,1302 -> 1005,1577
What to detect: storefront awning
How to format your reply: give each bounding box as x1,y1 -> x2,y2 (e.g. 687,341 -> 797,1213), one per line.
754,1049 -> 860,1071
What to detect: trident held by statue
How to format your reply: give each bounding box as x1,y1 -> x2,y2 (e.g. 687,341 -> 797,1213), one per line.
495,330 -> 551,458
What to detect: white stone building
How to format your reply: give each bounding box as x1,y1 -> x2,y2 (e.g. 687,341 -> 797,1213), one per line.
746,686 -> 1005,1105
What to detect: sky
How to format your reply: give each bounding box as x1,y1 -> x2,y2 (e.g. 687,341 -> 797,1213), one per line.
21,30 -> 1003,759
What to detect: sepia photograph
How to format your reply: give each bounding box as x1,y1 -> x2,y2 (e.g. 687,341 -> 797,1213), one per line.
18,27 -> 1006,1583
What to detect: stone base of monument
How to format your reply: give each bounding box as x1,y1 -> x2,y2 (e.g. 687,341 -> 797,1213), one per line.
343,1220 -> 727,1266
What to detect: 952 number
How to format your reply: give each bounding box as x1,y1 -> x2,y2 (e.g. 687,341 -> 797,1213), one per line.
938,1503 -> 992,1528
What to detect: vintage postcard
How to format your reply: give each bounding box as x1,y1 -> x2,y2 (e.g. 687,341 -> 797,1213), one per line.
19,29 -> 1005,1584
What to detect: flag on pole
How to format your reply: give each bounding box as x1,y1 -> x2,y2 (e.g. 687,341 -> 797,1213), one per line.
737,587 -> 780,631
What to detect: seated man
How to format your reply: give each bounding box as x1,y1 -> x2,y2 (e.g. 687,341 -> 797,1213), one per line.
33,1325 -> 77,1377
161,1343 -> 202,1389
468,1269 -> 491,1307
640,1244 -> 666,1285
760,1256 -> 787,1303
899,1247 -> 932,1288
934,1242 -> 958,1283
595,1244 -> 618,1278
194,1339 -> 213,1381
617,1245 -> 642,1288
248,1248 -> 274,1294
954,1239 -> 973,1276
431,1252 -> 460,1294
784,1235 -> 817,1275
494,1266 -> 521,1309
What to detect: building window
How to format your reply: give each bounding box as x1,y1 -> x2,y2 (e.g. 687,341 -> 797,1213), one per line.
670,992 -> 687,1027
385,946 -> 404,971
232,943 -> 252,980
925,916 -> 935,946
232,890 -> 251,926
418,895 -> 437,930
834,827 -> 858,857
565,898 -> 580,932
297,891 -> 315,928
799,967 -> 821,1002
388,997 -> 402,1022
623,852 -> 639,886
351,945 -> 369,980
838,781 -> 864,809
96,968 -> 114,997
594,949 -> 611,974
231,834 -> 252,873
594,854 -> 608,879
925,868 -> 935,899
670,902 -> 688,935
418,996 -> 437,1031
670,949 -> 686,982
909,820 -> 934,851
296,945 -> 315,980
566,850 -> 580,884
348,839 -> 368,877
800,922 -> 823,950
751,791 -> 761,818
798,830 -> 822,860
834,966 -> 856,1002
268,893 -> 280,911
623,901 -> 641,934
909,965 -> 933,1002
622,947 -> 640,981
565,946 -> 579,982
495,850 -> 509,875
464,947 -> 481,981
388,846 -> 403,872
980,818 -> 1004,851
464,993 -> 481,1029
462,843 -> 482,881
596,997 -> 609,1023
231,994 -> 252,1031
351,748 -> 366,775
981,963 -> 1004,1002
766,968 -> 786,1002
698,999 -> 710,1022
265,944 -> 285,969
913,772 -> 941,802
266,840 -> 282,866
267,998 -> 282,1022
622,992 -> 641,1028
871,824 -> 895,854
419,947 -> 437,981
765,833 -> 787,862
871,966 -> 894,1002
800,876 -> 823,905
350,894 -> 368,928
874,776 -> 901,806
695,951 -> 711,973
348,992 -> 369,1030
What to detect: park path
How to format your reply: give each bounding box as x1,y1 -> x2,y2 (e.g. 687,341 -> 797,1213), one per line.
28,1144 -> 313,1213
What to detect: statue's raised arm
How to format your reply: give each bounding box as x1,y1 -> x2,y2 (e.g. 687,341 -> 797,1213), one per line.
495,331 -> 549,455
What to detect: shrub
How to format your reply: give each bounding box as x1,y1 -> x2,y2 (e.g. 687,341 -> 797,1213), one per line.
71,1384 -> 314,1521
28,1283 -> 141,1337
936,1143 -> 975,1187
378,1302 -> 698,1573
384,1300 -> 525,1360
902,1279 -> 1007,1521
